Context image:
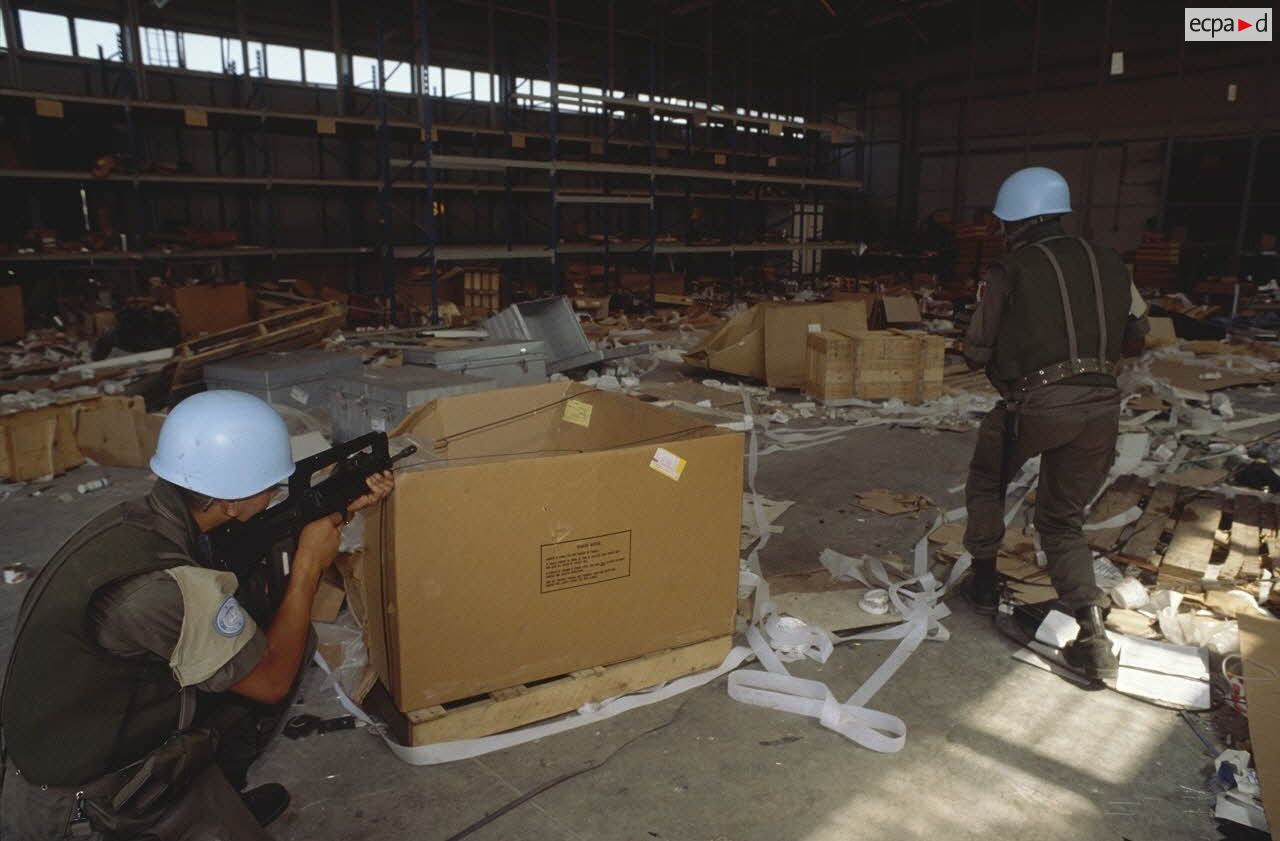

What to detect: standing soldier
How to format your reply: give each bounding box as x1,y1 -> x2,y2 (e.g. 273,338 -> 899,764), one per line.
962,166 -> 1149,681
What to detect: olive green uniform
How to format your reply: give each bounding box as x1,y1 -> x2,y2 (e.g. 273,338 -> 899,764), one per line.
962,218 -> 1149,610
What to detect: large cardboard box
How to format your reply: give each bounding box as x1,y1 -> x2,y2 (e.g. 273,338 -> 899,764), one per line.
684,301 -> 867,388
74,396 -> 164,469
0,399 -> 93,481
1240,614 -> 1280,830
363,381 -> 743,712
0,286 -> 23,343
158,283 -> 252,338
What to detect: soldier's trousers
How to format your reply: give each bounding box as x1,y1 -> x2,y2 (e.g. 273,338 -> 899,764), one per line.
963,384 -> 1122,611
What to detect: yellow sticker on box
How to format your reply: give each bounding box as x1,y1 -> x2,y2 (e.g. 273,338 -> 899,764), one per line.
563,399 -> 593,427
649,447 -> 686,481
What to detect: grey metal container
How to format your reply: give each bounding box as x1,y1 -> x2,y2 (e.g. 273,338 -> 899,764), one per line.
485,296 -> 649,373
204,350 -> 363,413
401,340 -> 548,387
329,366 -> 495,442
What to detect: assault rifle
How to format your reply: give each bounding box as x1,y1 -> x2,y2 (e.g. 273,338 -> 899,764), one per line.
209,431 -> 416,623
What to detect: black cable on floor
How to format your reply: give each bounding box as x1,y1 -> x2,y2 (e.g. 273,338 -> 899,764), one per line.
442,700 -> 691,841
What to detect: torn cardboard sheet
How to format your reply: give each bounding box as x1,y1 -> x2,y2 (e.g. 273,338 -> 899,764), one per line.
772,589 -> 903,634
683,301 -> 868,388
855,489 -> 931,516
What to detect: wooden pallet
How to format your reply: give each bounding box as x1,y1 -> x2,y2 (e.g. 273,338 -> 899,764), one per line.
1114,482 -> 1180,569
1150,493 -> 1275,589
169,301 -> 345,398
364,635 -> 732,747
1159,495 -> 1226,583
1086,475 -> 1150,553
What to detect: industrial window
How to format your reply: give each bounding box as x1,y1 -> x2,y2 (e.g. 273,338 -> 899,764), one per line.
244,41 -> 265,76
141,27 -> 179,67
351,54 -> 378,88
182,32 -> 227,73
444,67 -> 471,99
18,9 -> 73,56
265,43 -> 302,81
0,13 -> 7,49
74,18 -> 122,61
304,49 -> 336,86
423,64 -> 442,96
473,70 -> 495,103
383,61 -> 413,93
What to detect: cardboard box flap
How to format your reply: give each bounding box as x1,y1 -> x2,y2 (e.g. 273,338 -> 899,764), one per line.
882,295 -> 923,324
682,305 -> 766,380
395,381 -> 716,466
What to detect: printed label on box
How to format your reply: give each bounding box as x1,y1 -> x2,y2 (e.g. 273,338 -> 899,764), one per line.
562,398 -> 593,427
649,447 -> 686,481
289,386 -> 310,405
540,531 -> 632,593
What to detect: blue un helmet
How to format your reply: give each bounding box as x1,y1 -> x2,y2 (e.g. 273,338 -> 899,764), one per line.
150,390 -> 295,500
992,167 -> 1072,222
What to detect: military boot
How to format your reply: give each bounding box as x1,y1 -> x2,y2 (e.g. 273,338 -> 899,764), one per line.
1062,605 -> 1118,681
966,557 -> 1000,617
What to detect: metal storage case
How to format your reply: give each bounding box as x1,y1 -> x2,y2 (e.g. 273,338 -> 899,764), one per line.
401,340 -> 548,388
204,350 -> 364,413
484,296 -> 646,373
329,366 -> 496,442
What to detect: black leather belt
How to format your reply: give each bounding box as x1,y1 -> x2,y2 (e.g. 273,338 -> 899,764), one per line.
1012,357 -> 1117,393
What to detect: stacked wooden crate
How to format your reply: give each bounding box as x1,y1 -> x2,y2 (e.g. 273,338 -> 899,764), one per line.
804,329 -> 945,404
463,267 -> 501,317
1134,233 -> 1180,289
804,331 -> 855,401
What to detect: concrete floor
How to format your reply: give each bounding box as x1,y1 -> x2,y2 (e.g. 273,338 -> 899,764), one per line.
0,420 -> 1227,841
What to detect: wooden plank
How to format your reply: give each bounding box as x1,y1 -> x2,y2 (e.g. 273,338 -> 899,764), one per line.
1222,495 -> 1262,583
1160,496 -> 1223,582
1086,475 -> 1149,553
375,636 -> 732,746
1118,482 -> 1179,567
1254,502 -> 1278,580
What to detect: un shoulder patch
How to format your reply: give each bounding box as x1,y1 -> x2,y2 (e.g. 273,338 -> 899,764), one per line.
213,596 -> 247,638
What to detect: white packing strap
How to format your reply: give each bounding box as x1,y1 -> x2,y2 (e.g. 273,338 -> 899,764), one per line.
312,646 -> 757,766
1083,505 -> 1143,532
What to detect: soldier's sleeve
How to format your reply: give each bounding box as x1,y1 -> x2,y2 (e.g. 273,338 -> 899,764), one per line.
91,568 -> 267,692
964,263 -> 1011,367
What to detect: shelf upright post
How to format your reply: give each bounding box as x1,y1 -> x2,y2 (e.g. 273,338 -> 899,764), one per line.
602,0 -> 615,294
418,0 -> 439,323
501,35 -> 514,307
548,0 -> 561,297
646,41 -> 657,311
375,16 -> 396,323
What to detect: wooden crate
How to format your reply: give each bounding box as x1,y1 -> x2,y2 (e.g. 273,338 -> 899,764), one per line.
363,635 -> 731,747
848,330 -> 945,403
462,267 -> 501,314
803,330 -> 855,401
